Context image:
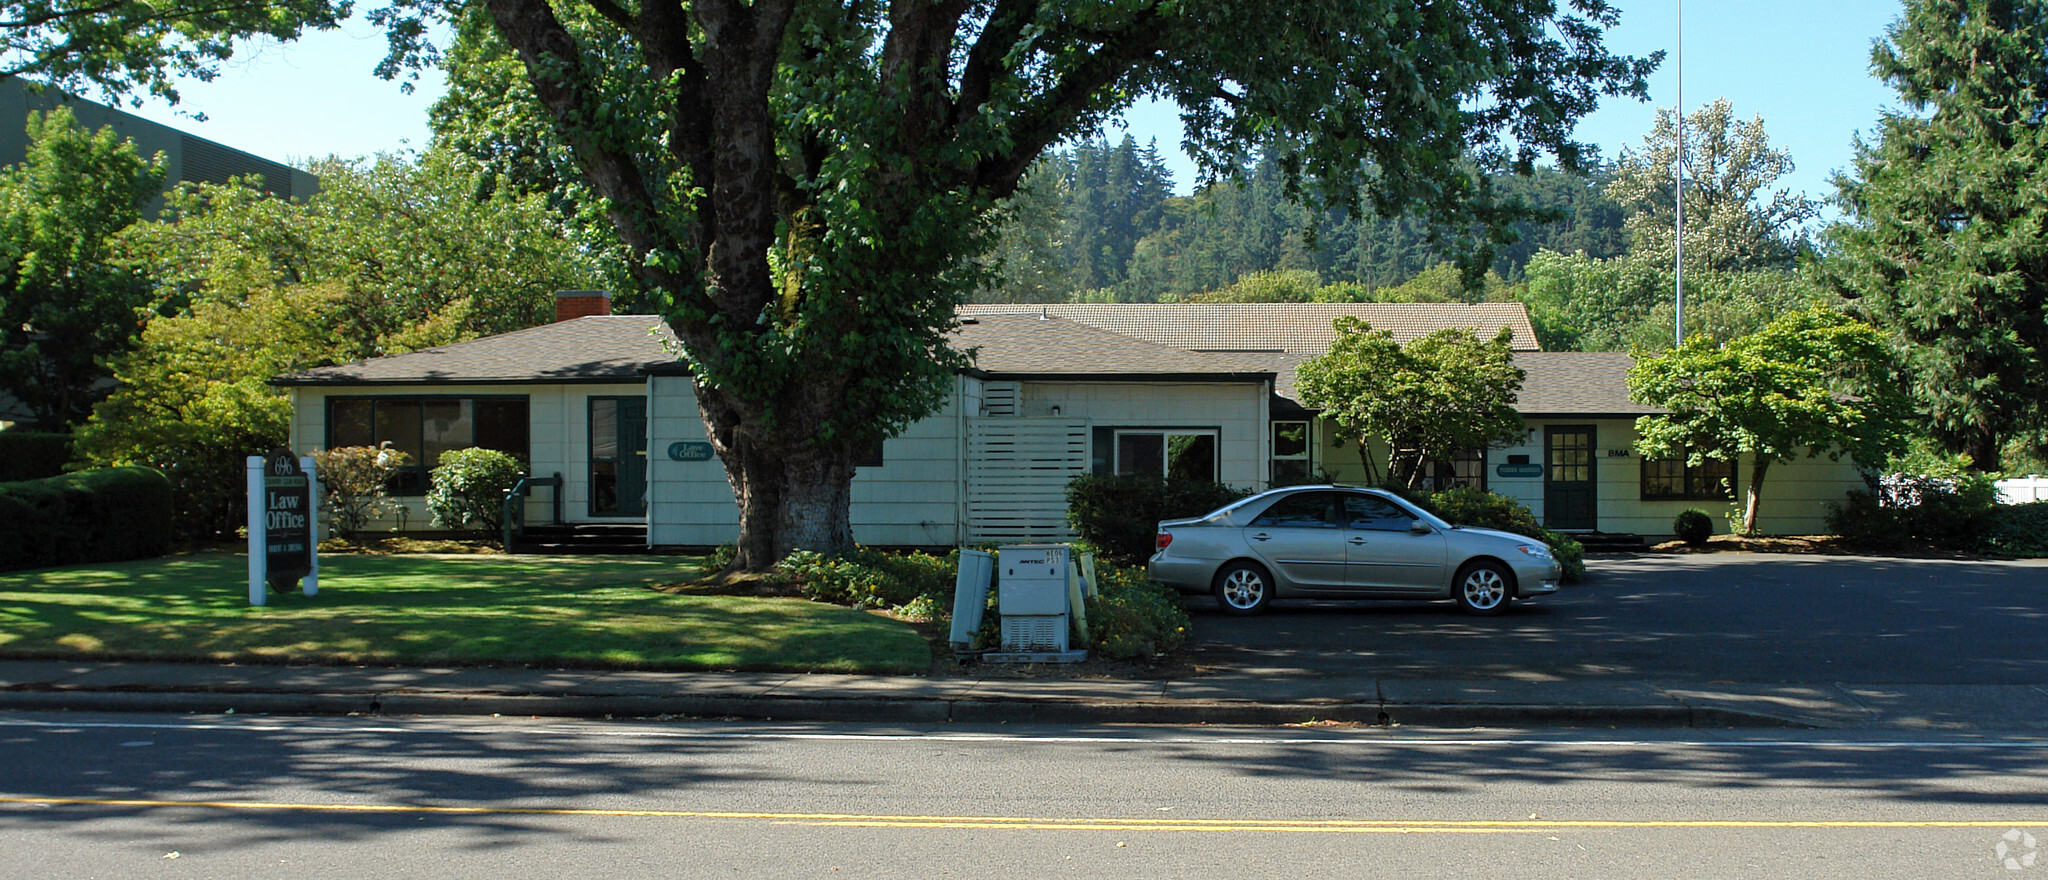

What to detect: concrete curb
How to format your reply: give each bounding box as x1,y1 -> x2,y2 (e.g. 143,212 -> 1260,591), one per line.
0,689 -> 1811,729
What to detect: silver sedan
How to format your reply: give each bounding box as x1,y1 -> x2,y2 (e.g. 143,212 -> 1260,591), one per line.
1147,486 -> 1562,616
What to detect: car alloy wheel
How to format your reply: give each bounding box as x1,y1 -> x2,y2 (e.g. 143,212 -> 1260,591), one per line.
1214,561 -> 1272,616
1454,561 -> 1512,616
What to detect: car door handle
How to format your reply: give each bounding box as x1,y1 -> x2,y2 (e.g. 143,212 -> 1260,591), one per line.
1347,537 -> 1368,545
1250,533 -> 1271,542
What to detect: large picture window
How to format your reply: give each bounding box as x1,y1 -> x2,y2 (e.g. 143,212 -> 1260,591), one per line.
1640,449 -> 1735,501
328,396 -> 530,494
1114,429 -> 1218,482
1423,447 -> 1487,491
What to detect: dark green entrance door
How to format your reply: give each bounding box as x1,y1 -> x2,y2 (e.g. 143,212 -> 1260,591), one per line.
589,397 -> 647,517
1543,425 -> 1596,531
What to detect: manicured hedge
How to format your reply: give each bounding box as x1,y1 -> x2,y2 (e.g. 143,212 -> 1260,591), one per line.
0,467 -> 174,571
0,431 -> 73,481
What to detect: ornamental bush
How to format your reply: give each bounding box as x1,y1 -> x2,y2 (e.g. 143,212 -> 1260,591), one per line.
425,448 -> 525,538
1826,473 -> 2002,551
1066,474 -> 1251,565
311,444 -> 410,539
0,467 -> 172,571
1981,502 -> 2048,557
1673,508 -> 1714,545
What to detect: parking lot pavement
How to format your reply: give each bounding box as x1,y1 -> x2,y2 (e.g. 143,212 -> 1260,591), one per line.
1185,552 -> 2048,686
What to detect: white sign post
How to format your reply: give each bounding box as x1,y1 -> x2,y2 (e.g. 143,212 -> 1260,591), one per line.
247,452 -> 321,606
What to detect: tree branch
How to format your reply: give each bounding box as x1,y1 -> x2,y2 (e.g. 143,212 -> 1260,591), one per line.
970,9 -> 1168,196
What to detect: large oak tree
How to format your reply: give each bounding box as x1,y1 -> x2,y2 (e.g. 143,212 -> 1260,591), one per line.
379,0 -> 1657,569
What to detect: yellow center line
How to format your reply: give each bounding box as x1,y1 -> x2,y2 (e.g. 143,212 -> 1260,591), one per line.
2,797 -> 2039,833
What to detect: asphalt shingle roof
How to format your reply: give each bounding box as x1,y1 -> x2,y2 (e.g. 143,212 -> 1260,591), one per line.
274,316 -> 680,385
956,302 -> 1541,353
271,306 -> 1652,417
1511,352 -> 1662,416
955,314 -> 1271,379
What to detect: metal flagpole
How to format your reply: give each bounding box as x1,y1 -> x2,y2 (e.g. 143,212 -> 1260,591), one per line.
1674,0 -> 1686,346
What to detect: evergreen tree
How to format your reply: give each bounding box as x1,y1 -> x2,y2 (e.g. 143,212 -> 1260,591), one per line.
1828,0 -> 2048,471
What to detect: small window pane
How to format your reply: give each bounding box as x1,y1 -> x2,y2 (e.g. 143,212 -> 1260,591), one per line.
590,399 -> 619,460
1117,433 -> 1164,478
330,399 -> 373,449
373,402 -> 423,464
1273,422 -> 1308,458
475,399 -> 529,457
1166,433 -> 1216,482
421,400 -> 472,468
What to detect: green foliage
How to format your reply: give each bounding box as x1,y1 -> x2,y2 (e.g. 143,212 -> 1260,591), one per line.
390,0 -> 1653,568
1516,249 -> 1826,353
1630,308 -> 1910,535
0,430 -> 71,481
1981,502 -> 2048,557
0,107 -> 164,429
1824,0 -> 2048,472
1673,508 -> 1714,544
73,288 -> 307,539
777,547 -> 957,611
1607,98 -> 1816,272
1297,319 -> 1526,487
1426,485 -> 1584,583
425,448 -> 524,538
1065,475 -> 1252,565
124,151 -> 612,360
1826,474 -> 2004,551
1084,564 -> 1191,660
0,466 -> 171,571
311,445 -> 411,539
81,152 -> 602,538
0,1 -> 345,102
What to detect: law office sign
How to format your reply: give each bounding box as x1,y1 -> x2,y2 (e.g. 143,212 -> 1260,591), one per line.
247,450 -> 320,606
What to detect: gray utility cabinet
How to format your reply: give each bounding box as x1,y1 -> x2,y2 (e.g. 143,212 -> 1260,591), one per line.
998,544 -> 1076,652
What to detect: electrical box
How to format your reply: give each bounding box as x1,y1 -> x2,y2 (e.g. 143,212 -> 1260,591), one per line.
949,549 -> 994,652
993,544 -> 1091,662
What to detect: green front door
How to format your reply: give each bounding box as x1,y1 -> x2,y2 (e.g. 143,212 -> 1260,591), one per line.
589,397 -> 647,517
1543,425 -> 1596,531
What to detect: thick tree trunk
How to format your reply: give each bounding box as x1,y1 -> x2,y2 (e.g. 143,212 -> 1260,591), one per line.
697,383 -> 858,572
1741,454 -> 1772,537
1966,429 -> 2003,473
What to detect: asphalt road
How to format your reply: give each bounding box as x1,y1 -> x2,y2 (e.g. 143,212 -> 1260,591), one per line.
4,711 -> 2047,879
1187,553 -> 2048,684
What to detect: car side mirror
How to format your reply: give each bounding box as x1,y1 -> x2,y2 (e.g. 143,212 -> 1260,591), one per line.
1409,520 -> 1432,535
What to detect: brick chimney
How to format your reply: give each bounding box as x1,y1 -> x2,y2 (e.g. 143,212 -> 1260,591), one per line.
554,290 -> 612,322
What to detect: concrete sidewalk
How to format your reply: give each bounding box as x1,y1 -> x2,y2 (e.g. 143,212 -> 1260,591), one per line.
6,660 -> 2048,730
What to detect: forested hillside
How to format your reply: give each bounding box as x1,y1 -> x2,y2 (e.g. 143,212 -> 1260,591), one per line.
979,118 -> 1825,356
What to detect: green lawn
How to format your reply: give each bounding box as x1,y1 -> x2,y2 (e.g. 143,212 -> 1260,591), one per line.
0,552 -> 931,673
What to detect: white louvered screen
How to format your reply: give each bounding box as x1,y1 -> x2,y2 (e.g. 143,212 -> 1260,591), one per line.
980,381 -> 1021,417
966,418 -> 1088,543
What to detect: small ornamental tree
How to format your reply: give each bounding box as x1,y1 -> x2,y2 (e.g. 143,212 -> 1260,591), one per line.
425,448 -> 525,538
1628,308 -> 1909,536
1296,318 -> 1526,488
311,444 -> 411,539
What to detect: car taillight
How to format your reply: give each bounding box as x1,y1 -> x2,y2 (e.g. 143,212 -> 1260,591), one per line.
1156,531 -> 1173,551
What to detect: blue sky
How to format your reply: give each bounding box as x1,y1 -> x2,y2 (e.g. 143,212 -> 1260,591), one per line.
122,1 -> 1906,212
